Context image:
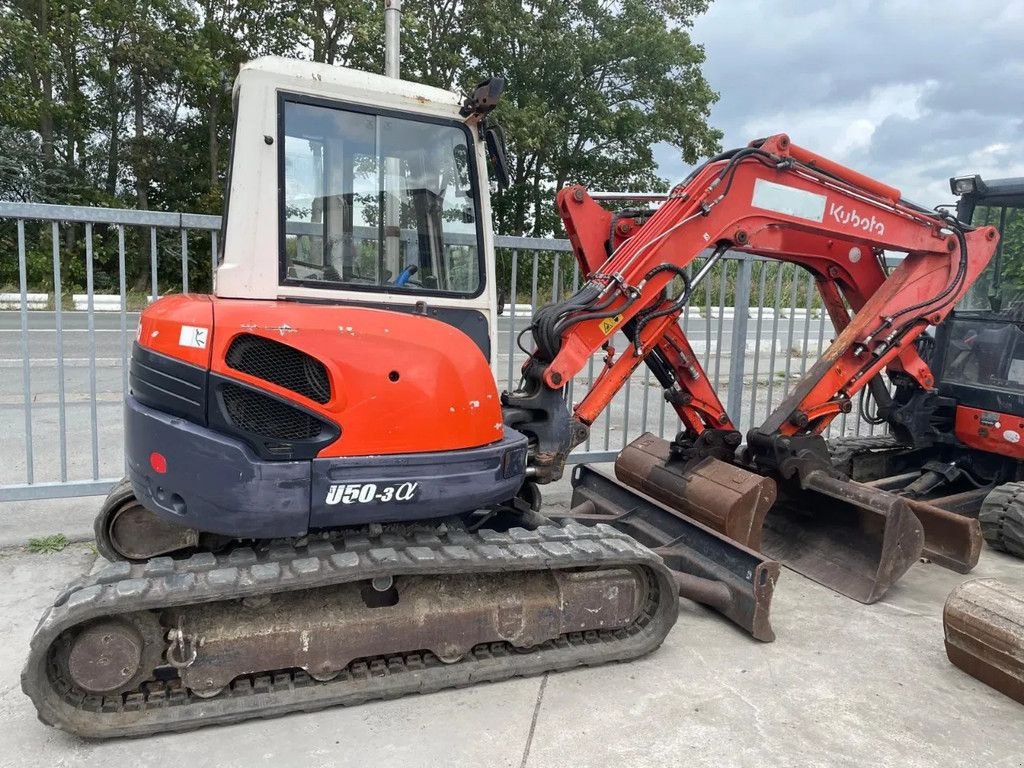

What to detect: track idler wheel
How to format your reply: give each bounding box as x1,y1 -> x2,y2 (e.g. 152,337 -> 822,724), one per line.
57,612 -> 164,696
94,479 -> 202,562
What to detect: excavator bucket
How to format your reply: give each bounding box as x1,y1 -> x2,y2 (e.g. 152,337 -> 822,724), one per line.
944,578 -> 1024,705
616,433 -> 775,550
616,434 -> 925,604
762,471 -> 924,604
903,498 -> 982,574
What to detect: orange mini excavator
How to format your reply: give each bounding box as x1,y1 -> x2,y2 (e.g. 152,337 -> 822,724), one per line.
23,58 -> 998,737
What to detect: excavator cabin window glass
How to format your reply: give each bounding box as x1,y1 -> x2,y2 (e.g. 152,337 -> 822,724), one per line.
279,95 -> 483,297
958,202 -> 1024,313
941,197 -> 1024,397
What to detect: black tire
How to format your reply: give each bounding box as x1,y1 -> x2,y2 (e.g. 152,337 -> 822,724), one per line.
93,478 -> 137,562
979,481 -> 1024,559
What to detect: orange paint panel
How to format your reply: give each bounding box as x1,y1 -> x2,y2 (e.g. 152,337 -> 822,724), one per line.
136,294 -> 213,368
954,405 -> 1024,460
207,299 -> 503,457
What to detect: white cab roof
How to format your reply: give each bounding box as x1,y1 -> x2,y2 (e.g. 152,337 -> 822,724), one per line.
236,57 -> 463,118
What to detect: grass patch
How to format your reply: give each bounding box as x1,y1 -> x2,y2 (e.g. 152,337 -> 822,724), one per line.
28,534 -> 69,554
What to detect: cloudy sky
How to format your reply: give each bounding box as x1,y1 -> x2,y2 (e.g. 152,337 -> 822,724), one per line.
655,0 -> 1024,207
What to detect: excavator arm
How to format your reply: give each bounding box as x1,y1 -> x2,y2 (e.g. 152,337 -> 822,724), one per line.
506,133 -> 998,482
505,134 -> 1000,604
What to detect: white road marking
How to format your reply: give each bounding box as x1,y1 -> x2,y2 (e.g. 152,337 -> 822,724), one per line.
0,358 -> 124,369
0,358 -> 122,363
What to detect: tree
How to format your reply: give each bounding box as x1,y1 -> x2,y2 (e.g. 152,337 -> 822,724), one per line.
464,0 -> 721,235
293,0 -> 382,69
0,0 -> 95,203
0,0 -> 721,233
969,204 -> 1024,311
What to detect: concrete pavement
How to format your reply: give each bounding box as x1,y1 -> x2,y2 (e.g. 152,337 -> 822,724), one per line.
0,540 -> 1021,767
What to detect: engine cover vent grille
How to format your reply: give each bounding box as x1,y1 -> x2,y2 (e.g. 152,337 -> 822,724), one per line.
225,333 -> 331,404
222,383 -> 325,441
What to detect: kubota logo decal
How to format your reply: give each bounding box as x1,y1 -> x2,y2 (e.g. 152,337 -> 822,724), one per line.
829,202 -> 884,236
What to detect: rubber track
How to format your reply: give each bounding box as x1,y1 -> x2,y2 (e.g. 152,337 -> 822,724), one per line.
980,482 -> 1024,559
22,522 -> 678,738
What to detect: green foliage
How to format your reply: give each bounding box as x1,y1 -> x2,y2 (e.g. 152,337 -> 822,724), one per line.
1,0 -> 720,292
965,204 -> 1024,311
28,533 -> 69,553
463,0 -> 721,235
0,1 -> 718,212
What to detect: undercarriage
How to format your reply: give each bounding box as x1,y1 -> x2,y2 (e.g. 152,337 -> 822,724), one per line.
24,521 -> 678,738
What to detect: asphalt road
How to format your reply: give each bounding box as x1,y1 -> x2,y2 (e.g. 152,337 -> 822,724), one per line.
0,309 -> 867,496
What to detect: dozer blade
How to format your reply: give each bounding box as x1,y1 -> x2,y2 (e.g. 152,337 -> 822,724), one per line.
552,465 -> 780,642
944,578 -> 1024,705
616,433 -> 775,549
22,524 -> 678,738
763,470 -> 924,604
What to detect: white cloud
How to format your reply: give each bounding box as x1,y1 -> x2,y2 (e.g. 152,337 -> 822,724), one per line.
735,81 -> 932,165
655,0 -> 1024,207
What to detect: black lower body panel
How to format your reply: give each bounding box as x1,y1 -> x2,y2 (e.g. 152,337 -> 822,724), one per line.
125,396 -> 529,539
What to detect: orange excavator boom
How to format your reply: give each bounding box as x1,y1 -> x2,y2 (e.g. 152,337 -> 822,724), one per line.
508,133 -> 999,602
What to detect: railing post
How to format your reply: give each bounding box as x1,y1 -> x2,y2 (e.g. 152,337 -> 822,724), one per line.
727,254 -> 753,430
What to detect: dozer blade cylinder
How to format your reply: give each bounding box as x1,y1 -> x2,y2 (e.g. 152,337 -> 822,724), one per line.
904,498 -> 982,574
763,470 -> 924,604
944,578 -> 1024,705
556,465 -> 780,642
616,434 -> 775,549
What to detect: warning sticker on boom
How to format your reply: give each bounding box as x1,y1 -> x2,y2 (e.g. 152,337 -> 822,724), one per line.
599,314 -> 623,335
751,178 -> 827,223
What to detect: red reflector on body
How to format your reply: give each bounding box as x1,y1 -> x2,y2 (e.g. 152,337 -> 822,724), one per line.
150,452 -> 168,474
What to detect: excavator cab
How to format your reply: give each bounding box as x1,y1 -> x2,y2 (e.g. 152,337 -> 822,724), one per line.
934,177 -> 1024,415
216,59 -> 502,363
98,59 -> 535,552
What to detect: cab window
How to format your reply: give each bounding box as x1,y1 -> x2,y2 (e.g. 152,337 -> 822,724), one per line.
280,96 -> 482,296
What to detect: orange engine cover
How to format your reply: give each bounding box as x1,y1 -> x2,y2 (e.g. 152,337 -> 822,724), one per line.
137,296 -> 503,457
